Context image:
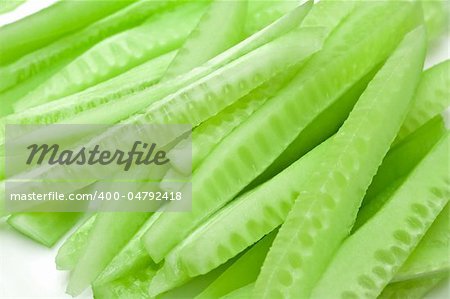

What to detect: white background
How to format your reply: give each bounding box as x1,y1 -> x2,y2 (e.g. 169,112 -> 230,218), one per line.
0,1 -> 449,298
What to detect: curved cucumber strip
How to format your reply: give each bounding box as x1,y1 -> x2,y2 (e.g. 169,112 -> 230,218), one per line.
143,0 -> 420,265
14,3 -> 205,111
55,214 -> 96,270
397,59 -> 450,142
0,0 -> 180,92
196,232 -> 276,299
162,0 -> 248,80
1,1 -> 312,129
94,213 -> 162,285
310,133 -> 449,299
66,212 -> 151,296
6,212 -> 81,247
0,0 -> 132,67
394,203 -> 450,282
254,25 -> 426,299
356,115 -> 448,227
379,274 -> 448,299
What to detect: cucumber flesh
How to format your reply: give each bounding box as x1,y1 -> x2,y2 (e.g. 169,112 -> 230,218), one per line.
94,213 -> 162,285
379,274 -> 448,299
55,214 -> 96,270
14,3 -> 206,111
196,232 -> 276,299
143,0 -> 420,265
397,59 -> 450,142
255,24 -> 426,299
356,115 -> 448,228
0,0 -> 133,66
310,133 -> 449,298
394,203 -> 450,282
6,212 -> 81,247
162,0 -> 248,80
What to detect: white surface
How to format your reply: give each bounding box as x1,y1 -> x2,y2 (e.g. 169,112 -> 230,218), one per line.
0,1 -> 449,299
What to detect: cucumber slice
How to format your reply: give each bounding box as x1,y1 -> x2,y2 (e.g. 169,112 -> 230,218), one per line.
356,115 -> 448,228
310,133 -> 449,298
93,267 -> 156,299
171,60 -> 303,175
6,212 -> 81,247
395,203 -> 450,282
0,0 -> 181,92
422,0 -> 449,43
162,0 -> 248,80
94,213 -> 162,285
0,0 -> 133,67
255,24 -> 426,299
221,283 -> 254,299
0,52 -> 175,147
196,232 -> 276,299
143,0 -> 421,264
14,3 -> 206,111
1,1 -> 313,129
66,212 -> 151,296
379,274 -> 448,299
55,214 -> 96,270
249,66 -> 376,188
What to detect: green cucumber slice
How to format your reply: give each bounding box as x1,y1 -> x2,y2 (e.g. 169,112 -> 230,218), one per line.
162,0 -> 248,80
143,0 -> 420,264
395,203 -> 450,282
310,133 -> 449,298
196,232 -> 276,299
254,24 -> 426,299
0,0 -> 133,66
356,115 -> 448,228
66,212 -> 151,296
1,1 -> 312,129
14,3 -> 206,111
94,213 -> 162,285
0,0 -> 25,15
0,0 -> 181,92
6,212 -> 81,247
397,59 -> 450,142
379,274 -> 448,299
55,214 -> 96,270
221,283 -> 254,299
